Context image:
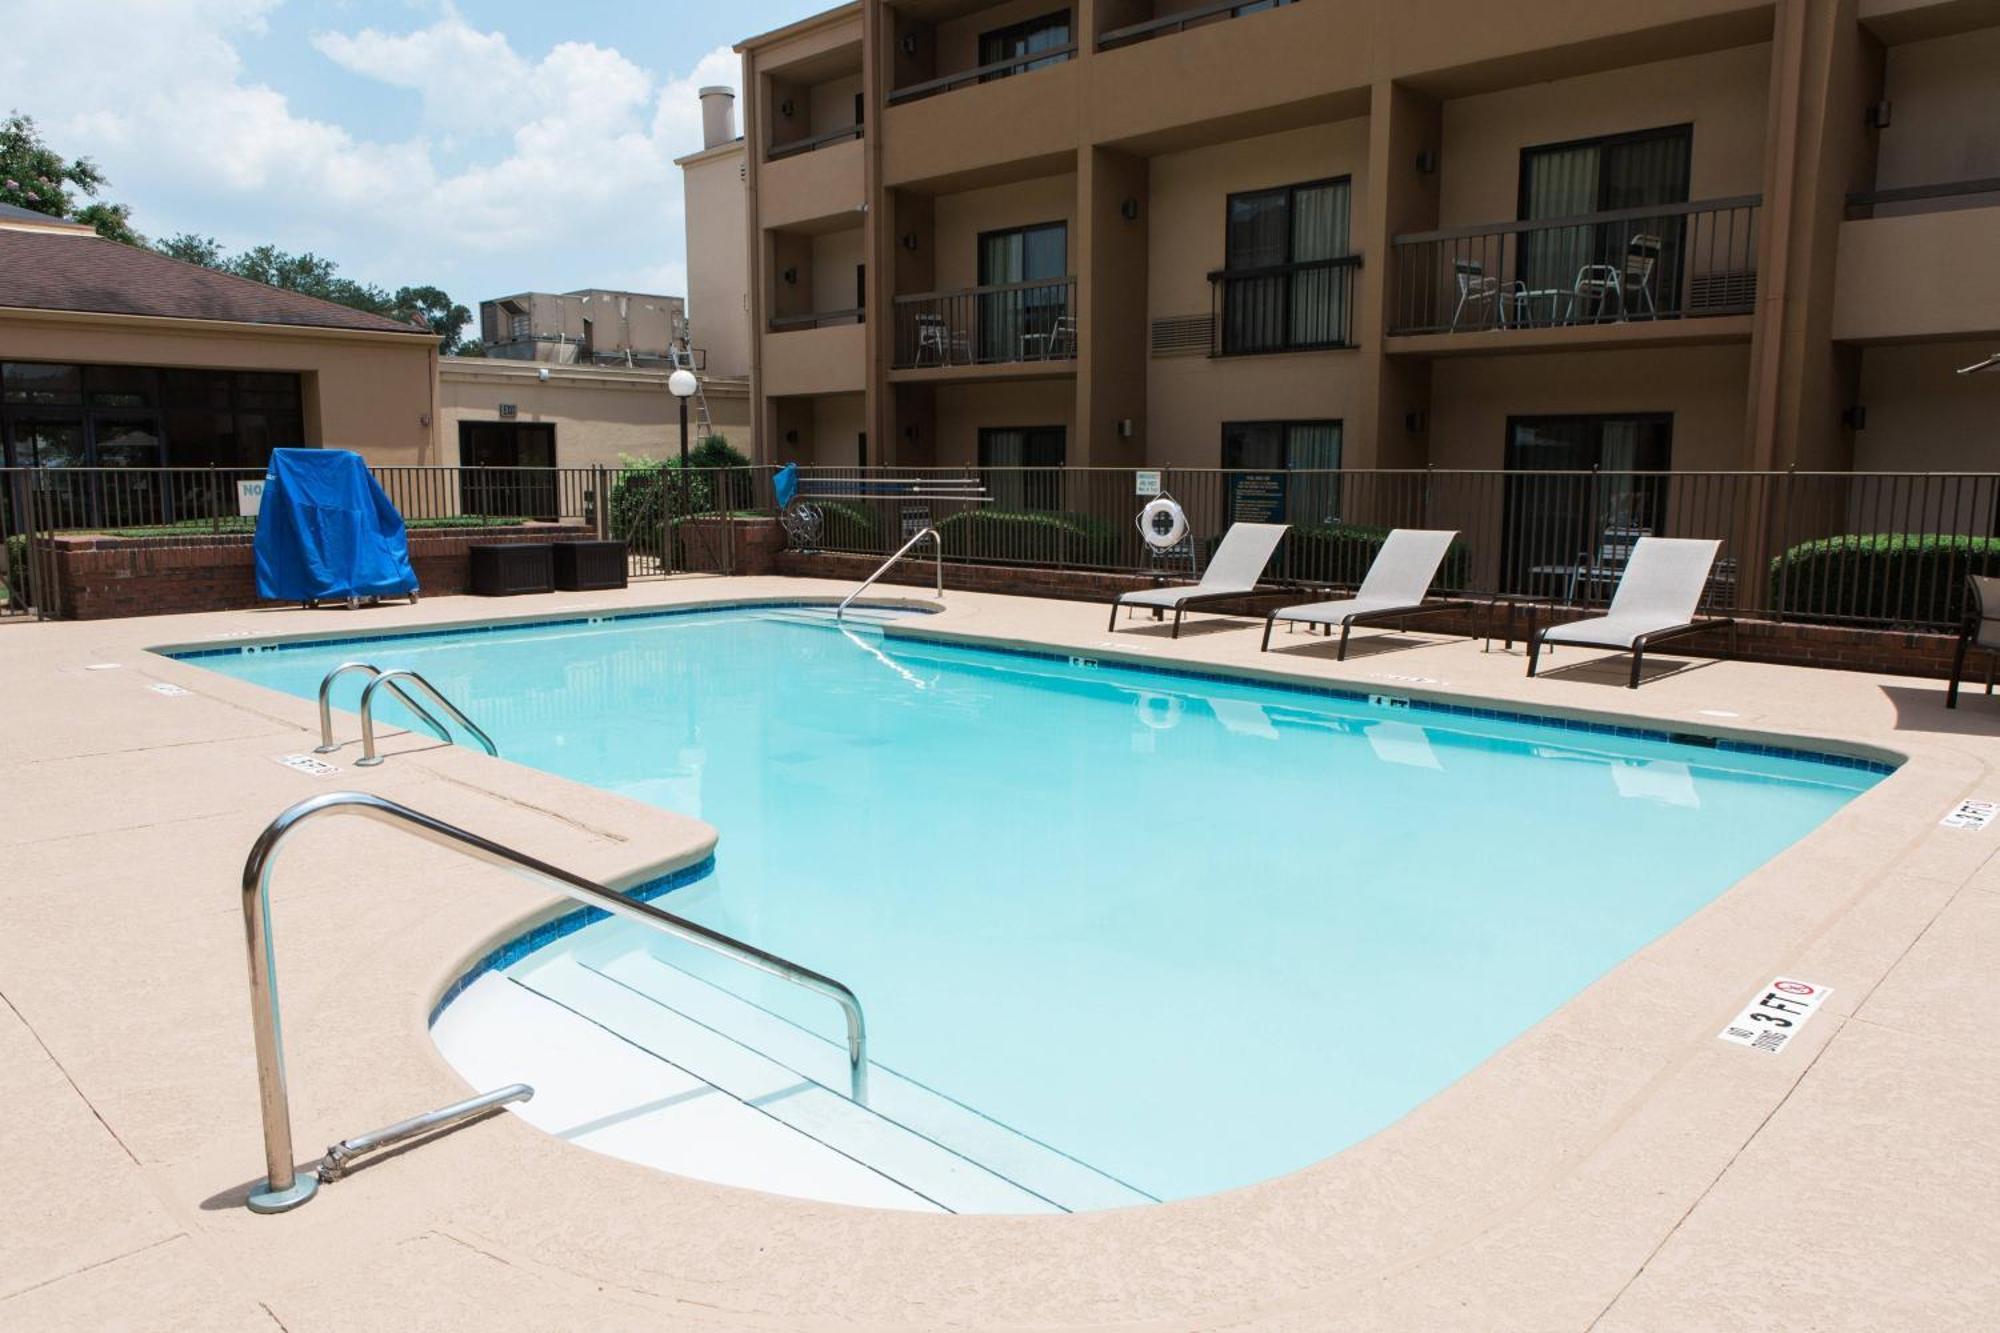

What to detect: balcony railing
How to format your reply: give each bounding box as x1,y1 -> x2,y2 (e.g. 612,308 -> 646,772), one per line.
766,123 -> 863,162
887,45 -> 1077,106
769,309 -> 864,332
1097,0 -> 1298,51
891,277 -> 1076,369
1207,255 -> 1359,355
1846,176 -> 2000,219
1389,195 -> 1761,336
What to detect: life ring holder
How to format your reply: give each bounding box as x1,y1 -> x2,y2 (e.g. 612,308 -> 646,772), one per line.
1136,494 -> 1191,552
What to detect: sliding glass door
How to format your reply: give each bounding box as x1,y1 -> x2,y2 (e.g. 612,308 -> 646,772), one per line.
1502,414 -> 1673,594
1518,126 -> 1690,317
977,221 -> 1067,363
978,425 -> 1066,510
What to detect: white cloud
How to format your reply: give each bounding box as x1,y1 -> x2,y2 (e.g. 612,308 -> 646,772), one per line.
0,1 -> 740,303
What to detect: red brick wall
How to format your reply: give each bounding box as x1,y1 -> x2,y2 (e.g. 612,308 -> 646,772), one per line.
42,524 -> 590,620
771,549 -> 1967,680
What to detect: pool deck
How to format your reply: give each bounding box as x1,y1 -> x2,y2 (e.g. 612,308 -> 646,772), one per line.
3,575 -> 1998,1331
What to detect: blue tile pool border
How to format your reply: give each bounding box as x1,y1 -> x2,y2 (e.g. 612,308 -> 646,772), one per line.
428,852 -> 716,1025
172,599 -> 1898,782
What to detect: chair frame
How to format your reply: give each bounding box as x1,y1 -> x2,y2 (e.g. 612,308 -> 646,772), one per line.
1945,575 -> 2000,708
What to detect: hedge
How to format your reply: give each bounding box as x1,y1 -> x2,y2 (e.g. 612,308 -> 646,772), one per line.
1770,532 -> 2000,625
936,508 -> 1119,567
812,500 -> 880,551
607,438 -> 753,543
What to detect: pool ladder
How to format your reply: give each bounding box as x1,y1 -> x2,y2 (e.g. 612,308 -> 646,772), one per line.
239,791 -> 870,1213
837,526 -> 941,622
315,662 -> 498,767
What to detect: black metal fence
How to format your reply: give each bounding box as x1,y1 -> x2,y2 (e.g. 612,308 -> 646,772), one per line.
1390,196 -> 1761,335
892,278 -> 1076,368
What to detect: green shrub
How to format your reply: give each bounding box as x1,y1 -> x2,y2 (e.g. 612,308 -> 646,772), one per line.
1770,532 -> 2000,625
1276,521 -> 1472,589
608,440 -> 757,542
811,500 -> 880,551
937,508 -> 1118,567
3,532 -> 29,609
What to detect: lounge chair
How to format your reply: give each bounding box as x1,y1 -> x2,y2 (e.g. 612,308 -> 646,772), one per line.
1260,528 -> 1461,658
1945,575 -> 2000,708
1108,522 -> 1288,638
1527,536 -> 1735,688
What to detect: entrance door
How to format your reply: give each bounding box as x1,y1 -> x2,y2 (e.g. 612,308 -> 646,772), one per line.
977,222 -> 1067,362
1518,126 -> 1691,319
459,421 -> 557,520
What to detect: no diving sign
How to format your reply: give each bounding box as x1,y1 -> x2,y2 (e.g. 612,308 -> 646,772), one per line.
1719,977 -> 1831,1055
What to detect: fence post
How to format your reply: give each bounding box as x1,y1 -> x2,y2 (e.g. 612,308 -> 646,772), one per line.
593,465 -> 609,540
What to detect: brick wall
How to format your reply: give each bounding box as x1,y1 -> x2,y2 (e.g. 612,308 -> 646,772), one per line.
40,524 -> 590,620
771,548 -> 1967,680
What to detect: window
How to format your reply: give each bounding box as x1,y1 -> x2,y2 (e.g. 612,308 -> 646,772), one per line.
977,221 -> 1068,362
0,362 -> 301,472
978,425 -> 1066,510
1518,125 -> 1691,313
1220,177 -> 1352,354
1221,420 -> 1342,523
1502,414 -> 1673,593
978,10 -> 1071,79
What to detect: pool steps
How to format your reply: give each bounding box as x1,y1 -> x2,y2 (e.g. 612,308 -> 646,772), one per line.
510,949 -> 1153,1214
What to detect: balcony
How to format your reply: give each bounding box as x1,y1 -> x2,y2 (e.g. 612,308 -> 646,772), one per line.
767,122 -> 863,161
1206,255 -> 1359,356
887,45 -> 1076,108
762,318 -> 866,396
1388,196 -> 1761,349
1096,0 -> 1298,52
890,278 -> 1076,374
1835,179 -> 2000,343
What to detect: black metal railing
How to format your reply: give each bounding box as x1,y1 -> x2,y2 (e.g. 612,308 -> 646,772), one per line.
887,44 -> 1077,106
1390,195 -> 1761,335
766,123 -> 864,162
1097,0 -> 1298,51
891,277 -> 1076,369
1207,255 -> 1359,355
769,308 -> 865,332
1845,175 -> 2000,219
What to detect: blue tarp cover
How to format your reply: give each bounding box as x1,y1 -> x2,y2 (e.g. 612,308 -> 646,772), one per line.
254,448 -> 419,602
773,462 -> 799,509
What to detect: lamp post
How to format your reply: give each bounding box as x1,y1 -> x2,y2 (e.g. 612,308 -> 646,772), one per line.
668,367 -> 699,468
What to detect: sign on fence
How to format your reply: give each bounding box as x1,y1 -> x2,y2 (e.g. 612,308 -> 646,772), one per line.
236,479 -> 266,517
1135,470 -> 1162,497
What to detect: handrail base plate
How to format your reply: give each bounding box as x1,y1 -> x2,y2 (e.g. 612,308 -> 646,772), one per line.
247,1173 -> 319,1214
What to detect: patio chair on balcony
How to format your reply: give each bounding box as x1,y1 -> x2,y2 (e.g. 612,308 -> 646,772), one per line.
1946,575 -> 2000,708
1025,314 -> 1077,360
1527,537 -> 1735,688
1573,233 -> 1662,322
913,314 -> 967,366
1450,260 -> 1508,331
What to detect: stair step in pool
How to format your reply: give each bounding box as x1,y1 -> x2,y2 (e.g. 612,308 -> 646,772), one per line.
582,947 -> 1155,1214
513,954 -> 1067,1214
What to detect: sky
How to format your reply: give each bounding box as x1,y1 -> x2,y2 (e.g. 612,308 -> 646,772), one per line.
0,0 -> 827,323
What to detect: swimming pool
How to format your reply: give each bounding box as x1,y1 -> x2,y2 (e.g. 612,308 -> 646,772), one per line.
181,604 -> 1886,1209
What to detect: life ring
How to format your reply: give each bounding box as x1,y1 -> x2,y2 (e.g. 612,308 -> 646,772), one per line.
1134,690 -> 1183,731
1137,496 -> 1189,550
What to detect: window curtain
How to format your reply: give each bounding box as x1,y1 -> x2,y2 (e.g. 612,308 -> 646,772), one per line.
1519,144 -> 1599,296
1224,190 -> 1288,353
1289,180 -> 1351,346
979,427 -> 1065,510
1520,130 -> 1690,314
979,224 -> 1065,362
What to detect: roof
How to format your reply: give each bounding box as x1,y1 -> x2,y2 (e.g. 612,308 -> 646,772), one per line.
735,1 -> 861,52
0,200 -> 96,232
0,228 -> 427,335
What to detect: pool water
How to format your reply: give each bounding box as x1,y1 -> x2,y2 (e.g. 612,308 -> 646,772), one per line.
183,606 -> 1884,1202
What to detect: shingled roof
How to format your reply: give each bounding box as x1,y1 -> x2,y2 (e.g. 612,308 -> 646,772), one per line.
0,225 -> 427,335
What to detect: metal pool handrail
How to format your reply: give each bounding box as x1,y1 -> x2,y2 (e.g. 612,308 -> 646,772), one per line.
355,668 -> 498,767
315,662 -> 454,755
838,526 -> 941,621
239,791 -> 871,1212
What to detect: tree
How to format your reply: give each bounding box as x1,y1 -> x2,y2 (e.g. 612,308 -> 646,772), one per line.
390,284 -> 472,353
1,110 -> 144,245
153,232 -> 225,267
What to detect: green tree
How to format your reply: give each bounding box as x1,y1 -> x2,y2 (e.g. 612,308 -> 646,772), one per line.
153,232 -> 225,267
1,110 -> 144,245
390,284 -> 472,353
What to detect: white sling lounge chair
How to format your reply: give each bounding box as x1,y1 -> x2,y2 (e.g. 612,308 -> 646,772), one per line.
1108,522 -> 1288,638
1261,529 -> 1461,659
1527,536 -> 1735,688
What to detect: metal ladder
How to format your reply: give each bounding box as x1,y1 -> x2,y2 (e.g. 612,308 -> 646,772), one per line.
314,663 -> 498,768
838,526 -> 942,621
668,338 -> 713,438
239,790 -> 870,1213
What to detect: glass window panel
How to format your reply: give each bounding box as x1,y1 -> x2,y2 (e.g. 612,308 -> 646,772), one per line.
163,410 -> 241,467
85,365 -> 155,408
160,369 -> 232,409
3,362 -> 83,405
235,371 -> 302,410
1221,422 -> 1284,471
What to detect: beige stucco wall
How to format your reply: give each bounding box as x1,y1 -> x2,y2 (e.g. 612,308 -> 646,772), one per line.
812,227 -> 867,314
439,361 -> 751,470
1144,117 -> 1371,469
1852,338 -> 2000,471
932,378 -> 1075,467
1833,205 -> 2000,342
771,390 -> 866,466
932,173 -> 1078,291
761,323 -> 866,397
681,143 -> 753,380
0,309 -> 437,464
1876,25 -> 2000,196
1428,344 -> 1752,471
1438,42 -> 1772,224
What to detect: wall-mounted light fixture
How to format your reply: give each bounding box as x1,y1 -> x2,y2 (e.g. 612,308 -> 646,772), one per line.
904,424 -> 920,440
780,98 -> 796,118
782,266 -> 798,285
1405,411 -> 1428,434
1414,149 -> 1439,175
1119,196 -> 1140,222
785,429 -> 800,445
1842,405 -> 1868,430
1117,418 -> 1135,438
1866,100 -> 1892,129
899,33 -> 919,56
901,232 -> 919,251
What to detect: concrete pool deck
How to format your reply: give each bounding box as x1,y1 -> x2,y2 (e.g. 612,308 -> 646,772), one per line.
3,575 -> 1997,1331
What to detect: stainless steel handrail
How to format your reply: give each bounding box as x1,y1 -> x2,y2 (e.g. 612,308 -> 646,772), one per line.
355,668 -> 498,767
240,791 -> 871,1213
315,662 -> 454,754
837,526 -> 941,621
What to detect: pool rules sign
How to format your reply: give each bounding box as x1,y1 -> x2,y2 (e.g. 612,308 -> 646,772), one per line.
1719,977 -> 1831,1054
